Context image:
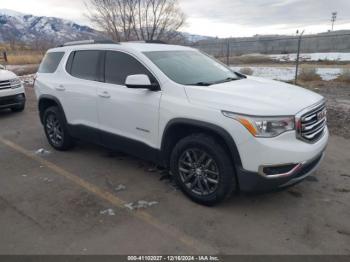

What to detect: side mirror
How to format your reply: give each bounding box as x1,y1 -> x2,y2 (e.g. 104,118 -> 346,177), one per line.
0,64 -> 5,70
125,74 -> 159,91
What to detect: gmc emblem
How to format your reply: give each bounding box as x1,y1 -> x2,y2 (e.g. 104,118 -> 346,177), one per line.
317,109 -> 327,121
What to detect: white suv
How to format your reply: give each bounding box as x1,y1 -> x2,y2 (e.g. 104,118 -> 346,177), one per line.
35,40 -> 328,205
0,64 -> 26,112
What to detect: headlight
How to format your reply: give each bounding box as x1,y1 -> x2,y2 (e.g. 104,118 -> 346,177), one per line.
10,78 -> 22,89
222,111 -> 295,138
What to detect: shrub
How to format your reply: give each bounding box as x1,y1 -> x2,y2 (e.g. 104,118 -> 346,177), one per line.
239,67 -> 254,75
235,54 -> 274,64
336,68 -> 350,83
219,54 -> 275,65
298,67 -> 322,81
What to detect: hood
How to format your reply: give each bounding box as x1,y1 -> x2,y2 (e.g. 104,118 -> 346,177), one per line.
185,76 -> 324,116
0,69 -> 17,81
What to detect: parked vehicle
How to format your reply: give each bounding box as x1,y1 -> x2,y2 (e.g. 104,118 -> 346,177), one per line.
0,64 -> 26,112
35,40 -> 328,205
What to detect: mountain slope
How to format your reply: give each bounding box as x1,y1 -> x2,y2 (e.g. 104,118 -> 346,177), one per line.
0,9 -> 101,44
0,9 -> 211,45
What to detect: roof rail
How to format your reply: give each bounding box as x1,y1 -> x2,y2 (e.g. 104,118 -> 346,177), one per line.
58,39 -> 118,47
145,40 -> 167,44
124,40 -> 168,44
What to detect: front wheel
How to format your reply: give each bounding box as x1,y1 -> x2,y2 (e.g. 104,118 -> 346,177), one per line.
43,106 -> 74,151
170,134 -> 236,206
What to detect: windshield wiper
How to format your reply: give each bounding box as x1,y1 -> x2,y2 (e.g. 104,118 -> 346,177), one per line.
189,82 -> 213,86
212,77 -> 239,85
188,77 -> 241,86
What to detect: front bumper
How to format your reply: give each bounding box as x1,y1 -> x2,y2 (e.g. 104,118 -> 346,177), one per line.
0,93 -> 26,109
237,151 -> 325,193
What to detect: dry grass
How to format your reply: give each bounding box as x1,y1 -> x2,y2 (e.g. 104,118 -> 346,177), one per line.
230,54 -> 275,65
217,54 -> 275,65
335,68 -> 350,83
298,66 -> 322,81
7,54 -> 43,65
0,47 -> 44,65
239,67 -> 254,75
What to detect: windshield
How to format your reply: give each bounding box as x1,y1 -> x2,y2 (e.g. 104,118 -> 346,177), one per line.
144,50 -> 241,86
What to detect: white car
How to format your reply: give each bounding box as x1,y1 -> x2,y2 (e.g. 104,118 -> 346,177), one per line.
0,64 -> 26,112
34,40 -> 328,205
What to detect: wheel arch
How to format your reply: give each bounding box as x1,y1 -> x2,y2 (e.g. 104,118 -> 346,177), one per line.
38,95 -> 67,124
160,118 -> 243,170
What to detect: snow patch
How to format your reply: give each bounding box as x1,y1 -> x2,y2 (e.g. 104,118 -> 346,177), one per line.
124,201 -> 159,211
269,52 -> 350,62
35,148 -> 51,156
114,184 -> 126,192
232,66 -> 342,81
100,208 -> 116,216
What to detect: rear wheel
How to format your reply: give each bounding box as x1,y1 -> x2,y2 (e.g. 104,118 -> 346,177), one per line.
43,106 -> 74,151
170,134 -> 236,206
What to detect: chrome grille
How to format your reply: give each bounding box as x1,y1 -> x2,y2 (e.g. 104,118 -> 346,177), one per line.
0,80 -> 11,90
297,101 -> 327,143
0,79 -> 21,90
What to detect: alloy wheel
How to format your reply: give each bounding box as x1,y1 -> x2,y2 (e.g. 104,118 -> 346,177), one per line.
178,148 -> 220,196
46,114 -> 64,146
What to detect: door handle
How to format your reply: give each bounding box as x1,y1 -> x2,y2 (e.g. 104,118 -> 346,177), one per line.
98,91 -> 111,99
55,85 -> 65,91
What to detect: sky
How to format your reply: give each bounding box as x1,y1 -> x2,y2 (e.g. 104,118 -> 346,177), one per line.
1,0 -> 350,37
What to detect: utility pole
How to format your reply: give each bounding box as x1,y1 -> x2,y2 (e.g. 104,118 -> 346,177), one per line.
226,39 -> 230,66
295,30 -> 305,85
331,12 -> 337,31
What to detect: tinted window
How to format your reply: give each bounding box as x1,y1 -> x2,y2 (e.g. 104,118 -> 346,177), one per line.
105,51 -> 156,85
65,51 -> 74,73
38,52 -> 64,73
70,50 -> 103,81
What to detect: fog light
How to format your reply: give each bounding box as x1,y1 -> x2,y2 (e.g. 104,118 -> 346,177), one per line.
259,163 -> 303,179
263,164 -> 298,176
16,94 -> 25,100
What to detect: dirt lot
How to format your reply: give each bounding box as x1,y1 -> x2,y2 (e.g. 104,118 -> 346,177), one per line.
0,86 -> 349,255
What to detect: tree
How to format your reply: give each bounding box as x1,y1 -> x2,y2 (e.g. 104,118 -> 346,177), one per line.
86,0 -> 186,42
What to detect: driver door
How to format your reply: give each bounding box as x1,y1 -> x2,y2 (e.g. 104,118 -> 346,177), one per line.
97,50 -> 162,156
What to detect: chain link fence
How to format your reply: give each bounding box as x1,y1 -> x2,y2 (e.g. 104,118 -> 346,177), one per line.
192,33 -> 350,59
191,33 -> 350,83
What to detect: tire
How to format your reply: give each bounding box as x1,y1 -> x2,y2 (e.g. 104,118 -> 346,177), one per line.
170,134 -> 236,206
11,103 -> 25,112
43,106 -> 74,151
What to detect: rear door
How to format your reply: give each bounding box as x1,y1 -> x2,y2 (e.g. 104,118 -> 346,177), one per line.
63,50 -> 103,127
61,50 -> 104,140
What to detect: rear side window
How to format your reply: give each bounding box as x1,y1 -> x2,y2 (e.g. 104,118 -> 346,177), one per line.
68,50 -> 103,82
38,52 -> 64,73
105,51 -> 157,85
